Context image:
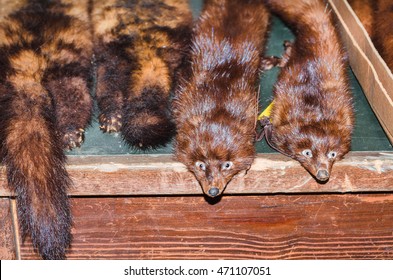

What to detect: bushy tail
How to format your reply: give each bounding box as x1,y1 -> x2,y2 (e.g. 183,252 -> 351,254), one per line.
122,37 -> 181,150
0,88 -> 71,259
122,85 -> 176,150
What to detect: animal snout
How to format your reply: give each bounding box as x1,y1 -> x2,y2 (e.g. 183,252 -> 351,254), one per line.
316,169 -> 329,181
208,187 -> 220,197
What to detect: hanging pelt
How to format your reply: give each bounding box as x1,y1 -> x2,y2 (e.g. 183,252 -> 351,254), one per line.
260,0 -> 354,182
91,0 -> 193,150
173,0 -> 271,198
0,0 -> 93,259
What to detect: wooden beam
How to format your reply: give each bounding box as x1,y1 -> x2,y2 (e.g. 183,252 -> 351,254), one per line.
19,194 -> 393,259
1,152 -> 393,197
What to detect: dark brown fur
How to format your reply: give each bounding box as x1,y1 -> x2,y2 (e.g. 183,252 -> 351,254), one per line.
263,0 -> 354,182
91,0 -> 192,150
0,0 -> 93,259
173,0 -> 270,197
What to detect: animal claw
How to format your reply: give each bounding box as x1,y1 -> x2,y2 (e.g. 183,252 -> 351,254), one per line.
63,129 -> 85,150
99,113 -> 122,133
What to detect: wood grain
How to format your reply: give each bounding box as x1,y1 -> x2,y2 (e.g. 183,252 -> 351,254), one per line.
0,198 -> 16,259
20,194 -> 393,259
1,152 -> 393,197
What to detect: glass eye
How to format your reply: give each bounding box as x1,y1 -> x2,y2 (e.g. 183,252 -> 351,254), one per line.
302,149 -> 313,158
221,161 -> 233,170
195,161 -> 206,171
328,151 -> 337,159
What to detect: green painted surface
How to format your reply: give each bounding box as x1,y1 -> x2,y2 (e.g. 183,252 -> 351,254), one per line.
66,3 -> 392,156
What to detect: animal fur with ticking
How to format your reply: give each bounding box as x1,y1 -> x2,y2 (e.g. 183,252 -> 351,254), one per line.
91,0 -> 193,150
173,0 -> 270,197
0,0 -> 93,259
260,0 -> 354,182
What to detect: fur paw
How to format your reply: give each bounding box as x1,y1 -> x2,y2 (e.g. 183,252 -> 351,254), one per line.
260,41 -> 294,70
99,113 -> 122,133
63,128 -> 85,150
260,56 -> 282,70
283,40 -> 293,50
277,40 -> 293,67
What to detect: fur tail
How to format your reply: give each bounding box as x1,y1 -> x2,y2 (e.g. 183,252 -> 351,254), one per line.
122,85 -> 176,150
0,84 -> 71,260
92,0 -> 192,150
122,26 -> 191,151
122,46 -> 178,150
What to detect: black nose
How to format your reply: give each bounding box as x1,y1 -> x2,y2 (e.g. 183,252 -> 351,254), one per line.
316,169 -> 329,181
208,187 -> 219,197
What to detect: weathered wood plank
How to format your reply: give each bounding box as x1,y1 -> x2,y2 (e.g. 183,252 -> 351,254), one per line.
20,194 -> 393,259
1,152 -> 393,197
0,198 -> 16,259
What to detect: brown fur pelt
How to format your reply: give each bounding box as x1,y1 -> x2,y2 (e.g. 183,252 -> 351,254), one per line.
372,0 -> 393,70
173,0 -> 270,198
262,0 -> 354,182
91,0 -> 192,150
347,0 -> 374,36
348,0 -> 393,71
0,0 -> 93,259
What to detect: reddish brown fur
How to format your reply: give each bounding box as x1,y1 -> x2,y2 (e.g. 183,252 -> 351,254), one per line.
173,0 -> 270,197
348,0 -> 393,71
263,0 -> 354,182
348,0 -> 374,36
0,0 -> 93,259
373,0 -> 393,70
91,0 -> 192,150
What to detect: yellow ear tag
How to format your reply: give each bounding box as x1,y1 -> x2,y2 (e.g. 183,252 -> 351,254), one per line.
258,101 -> 274,121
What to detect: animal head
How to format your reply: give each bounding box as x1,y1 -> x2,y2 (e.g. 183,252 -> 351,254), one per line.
175,117 -> 255,197
272,121 -> 352,182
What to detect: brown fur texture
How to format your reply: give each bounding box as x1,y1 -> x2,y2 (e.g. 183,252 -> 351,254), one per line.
91,0 -> 192,150
263,0 -> 354,182
347,0 -> 374,36
0,0 -> 93,259
173,0 -> 270,197
372,0 -> 393,70
348,0 -> 393,70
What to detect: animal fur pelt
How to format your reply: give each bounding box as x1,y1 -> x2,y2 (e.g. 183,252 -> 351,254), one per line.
370,0 -> 393,70
173,0 -> 270,197
91,0 -> 193,150
348,0 -> 393,70
261,0 -> 354,182
0,0 -> 93,259
347,0 -> 374,36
